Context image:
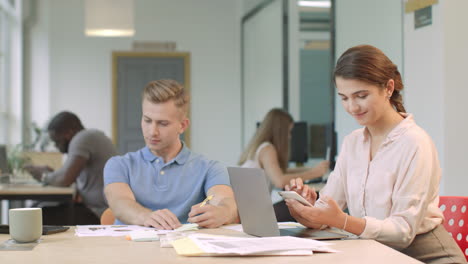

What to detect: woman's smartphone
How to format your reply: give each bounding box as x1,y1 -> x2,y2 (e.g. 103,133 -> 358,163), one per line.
278,191 -> 313,207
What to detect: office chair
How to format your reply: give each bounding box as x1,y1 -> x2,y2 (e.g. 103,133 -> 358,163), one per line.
439,196 -> 468,261
100,208 -> 115,225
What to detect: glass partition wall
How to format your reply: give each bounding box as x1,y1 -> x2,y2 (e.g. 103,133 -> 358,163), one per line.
241,0 -> 336,167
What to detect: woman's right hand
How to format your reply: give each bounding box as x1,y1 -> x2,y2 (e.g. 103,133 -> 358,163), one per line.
285,177 -> 317,205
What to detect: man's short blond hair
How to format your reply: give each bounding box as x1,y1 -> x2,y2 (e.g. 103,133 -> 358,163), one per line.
142,79 -> 190,116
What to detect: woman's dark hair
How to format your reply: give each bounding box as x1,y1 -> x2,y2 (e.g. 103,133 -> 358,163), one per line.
333,45 -> 406,113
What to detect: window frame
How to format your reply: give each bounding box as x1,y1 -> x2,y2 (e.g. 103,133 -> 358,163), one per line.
0,0 -> 22,145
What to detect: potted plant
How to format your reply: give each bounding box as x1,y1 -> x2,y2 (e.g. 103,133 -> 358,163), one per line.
6,122 -> 52,177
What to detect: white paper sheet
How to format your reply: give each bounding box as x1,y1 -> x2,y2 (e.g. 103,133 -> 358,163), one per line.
185,233 -> 337,255
75,224 -> 198,237
75,225 -> 155,237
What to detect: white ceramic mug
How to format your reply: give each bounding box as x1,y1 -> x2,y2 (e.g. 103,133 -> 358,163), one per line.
9,208 -> 42,243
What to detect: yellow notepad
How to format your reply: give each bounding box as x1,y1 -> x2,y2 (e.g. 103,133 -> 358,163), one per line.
172,237 -> 207,256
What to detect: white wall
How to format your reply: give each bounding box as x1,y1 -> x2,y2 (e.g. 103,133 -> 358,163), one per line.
240,0 -> 300,147
28,0 -> 51,129
242,0 -> 283,147
404,1 -> 468,195
403,2 -> 446,191
1,1 -> 23,145
334,0 -> 403,152
442,0 -> 468,195
30,0 -> 242,165
242,0 -> 267,14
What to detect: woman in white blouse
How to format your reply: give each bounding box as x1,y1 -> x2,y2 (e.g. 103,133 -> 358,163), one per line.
284,45 -> 465,263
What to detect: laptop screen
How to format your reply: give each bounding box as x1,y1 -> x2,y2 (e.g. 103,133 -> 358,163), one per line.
228,167 -> 281,237
228,166 -> 349,240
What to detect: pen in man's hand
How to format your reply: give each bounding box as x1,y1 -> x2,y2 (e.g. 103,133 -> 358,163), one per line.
200,195 -> 214,207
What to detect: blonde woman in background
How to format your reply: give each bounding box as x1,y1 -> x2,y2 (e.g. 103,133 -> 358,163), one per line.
238,108 -> 329,221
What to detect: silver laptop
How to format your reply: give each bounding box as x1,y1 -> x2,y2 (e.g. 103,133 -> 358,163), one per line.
228,167 -> 348,240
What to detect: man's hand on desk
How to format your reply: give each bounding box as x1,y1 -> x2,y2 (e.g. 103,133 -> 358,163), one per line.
142,209 -> 182,230
187,202 -> 229,228
23,165 -> 53,181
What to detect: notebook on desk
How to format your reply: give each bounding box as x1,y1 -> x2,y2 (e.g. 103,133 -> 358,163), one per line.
227,167 -> 348,240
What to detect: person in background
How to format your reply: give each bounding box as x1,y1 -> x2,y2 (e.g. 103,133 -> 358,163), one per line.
238,108 -> 329,221
25,111 -> 118,224
284,44 -> 465,263
104,79 -> 238,230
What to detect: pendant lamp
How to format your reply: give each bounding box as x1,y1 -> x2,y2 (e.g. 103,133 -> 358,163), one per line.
85,0 -> 135,37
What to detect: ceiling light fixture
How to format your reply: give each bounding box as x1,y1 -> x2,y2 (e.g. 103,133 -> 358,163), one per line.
85,0 -> 135,37
298,0 -> 331,8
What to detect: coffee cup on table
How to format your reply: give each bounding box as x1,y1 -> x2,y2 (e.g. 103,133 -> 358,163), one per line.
9,208 -> 42,243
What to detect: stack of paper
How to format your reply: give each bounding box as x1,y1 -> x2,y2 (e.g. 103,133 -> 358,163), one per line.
171,233 -> 338,256
174,223 -> 199,232
126,230 -> 160,242
75,225 -> 155,237
126,224 -> 199,243
75,224 -> 199,238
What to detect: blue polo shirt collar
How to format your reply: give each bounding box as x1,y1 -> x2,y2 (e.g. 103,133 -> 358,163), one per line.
141,142 -> 190,165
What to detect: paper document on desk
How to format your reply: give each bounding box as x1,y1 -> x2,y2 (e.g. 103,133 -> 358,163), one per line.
75,224 -> 199,237
75,225 -> 155,237
126,230 -> 160,242
172,233 -> 338,256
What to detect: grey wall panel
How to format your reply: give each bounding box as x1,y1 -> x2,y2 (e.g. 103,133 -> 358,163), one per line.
114,53 -> 189,154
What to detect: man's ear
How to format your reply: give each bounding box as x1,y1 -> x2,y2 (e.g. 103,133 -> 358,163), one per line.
179,118 -> 190,134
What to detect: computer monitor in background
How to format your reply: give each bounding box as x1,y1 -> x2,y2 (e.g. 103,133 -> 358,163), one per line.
255,120 -> 309,165
309,124 -> 326,159
289,122 -> 308,165
309,123 -> 337,172
327,124 -> 337,171
254,119 -> 337,174
0,145 -> 10,174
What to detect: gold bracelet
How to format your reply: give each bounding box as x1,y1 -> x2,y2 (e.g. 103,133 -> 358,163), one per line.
342,214 -> 348,230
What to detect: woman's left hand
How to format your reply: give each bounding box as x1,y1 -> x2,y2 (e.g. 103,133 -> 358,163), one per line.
285,195 -> 346,229
285,177 -> 317,205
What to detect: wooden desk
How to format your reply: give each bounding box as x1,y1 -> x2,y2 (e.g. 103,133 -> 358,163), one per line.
0,183 -> 74,224
0,227 -> 422,264
0,183 -> 74,198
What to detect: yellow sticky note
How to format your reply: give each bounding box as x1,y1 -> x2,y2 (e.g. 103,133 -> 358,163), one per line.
171,237 -> 207,256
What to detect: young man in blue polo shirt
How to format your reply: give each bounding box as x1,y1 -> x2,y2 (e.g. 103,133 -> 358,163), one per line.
104,79 -> 238,229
